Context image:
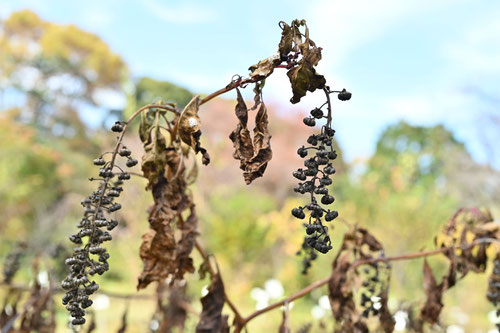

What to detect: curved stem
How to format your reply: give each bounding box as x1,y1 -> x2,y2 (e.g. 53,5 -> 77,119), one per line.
199,77 -> 257,106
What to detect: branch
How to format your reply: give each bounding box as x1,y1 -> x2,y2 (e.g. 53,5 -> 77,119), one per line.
0,281 -> 154,300
233,237 -> 499,332
199,76 -> 258,106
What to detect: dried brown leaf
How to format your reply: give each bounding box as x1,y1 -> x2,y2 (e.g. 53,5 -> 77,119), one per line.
229,88 -> 273,184
0,289 -> 20,329
248,53 -> 281,81
278,21 -> 293,57
154,282 -> 188,333
138,129 -> 198,289
178,96 -> 210,165
329,252 -> 367,333
198,259 -> 211,281
141,114 -> 167,189
287,64 -> 326,104
195,273 -> 226,333
420,260 -> 443,325
378,289 -> 395,333
18,271 -> 56,333
243,102 -> 272,184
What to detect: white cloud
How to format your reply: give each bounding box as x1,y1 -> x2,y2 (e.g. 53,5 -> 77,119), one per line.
141,0 -> 217,24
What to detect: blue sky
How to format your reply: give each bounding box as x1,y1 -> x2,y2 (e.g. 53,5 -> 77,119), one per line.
1,0 -> 500,166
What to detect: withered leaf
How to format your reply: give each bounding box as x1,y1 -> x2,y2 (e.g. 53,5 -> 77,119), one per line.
0,289 -> 20,328
195,273 -> 226,333
186,158 -> 199,186
178,96 -> 210,165
436,208 -> 493,277
156,283 -> 188,333
229,88 -> 273,184
139,108 -> 156,144
116,306 -> 128,333
138,143 -> 198,289
378,285 -> 395,333
420,260 -> 443,325
329,225 -> 395,332
277,19 -> 326,104
141,113 -> 167,190
174,208 -> 198,281
243,102 -> 272,184
278,21 -> 293,57
287,63 -> 326,104
18,274 -> 56,333
198,259 -> 211,280
178,96 -> 201,147
248,53 -> 281,81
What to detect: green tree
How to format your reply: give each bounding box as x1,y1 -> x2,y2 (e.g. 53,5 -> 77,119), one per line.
0,9 -> 127,134
124,76 -> 193,119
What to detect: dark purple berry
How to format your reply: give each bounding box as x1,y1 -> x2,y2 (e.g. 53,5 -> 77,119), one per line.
93,158 -> 106,166
324,165 -> 336,175
321,195 -> 335,205
307,135 -> 318,146
292,208 -> 306,219
119,147 -> 131,157
111,122 -> 123,132
297,146 -> 308,158
310,108 -> 323,119
325,210 -> 338,221
126,159 -> 138,167
303,117 -> 316,127
338,88 -> 352,101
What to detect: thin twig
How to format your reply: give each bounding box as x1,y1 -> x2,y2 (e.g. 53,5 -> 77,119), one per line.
0,281 -> 154,300
199,77 -> 257,106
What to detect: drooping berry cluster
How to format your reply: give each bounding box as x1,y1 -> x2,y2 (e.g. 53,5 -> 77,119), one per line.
62,121 -> 137,326
2,242 -> 27,284
359,261 -> 390,318
293,87 -> 351,273
487,254 -> 500,331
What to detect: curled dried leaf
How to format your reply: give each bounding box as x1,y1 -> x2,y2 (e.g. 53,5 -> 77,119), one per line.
141,112 -> 167,189
278,21 -> 293,57
287,64 -> 326,104
229,88 -> 273,184
281,19 -> 326,103
248,53 -> 281,81
195,272 -> 226,333
154,283 -> 188,333
178,96 -> 210,165
419,260 -> 443,325
138,114 -> 199,290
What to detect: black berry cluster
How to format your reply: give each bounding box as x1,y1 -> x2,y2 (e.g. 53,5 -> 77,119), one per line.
293,87 -> 350,273
2,242 -> 26,284
62,121 -> 137,326
487,254 -> 500,331
359,261 -> 390,318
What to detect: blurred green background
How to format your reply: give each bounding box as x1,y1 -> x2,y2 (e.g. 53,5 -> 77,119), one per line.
1,8 -> 500,333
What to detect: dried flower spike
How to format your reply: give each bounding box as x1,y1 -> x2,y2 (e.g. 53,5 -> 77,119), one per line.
62,123 -> 135,324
